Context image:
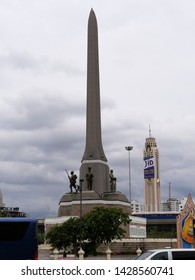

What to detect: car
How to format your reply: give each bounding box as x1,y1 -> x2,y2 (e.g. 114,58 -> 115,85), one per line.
134,248 -> 195,260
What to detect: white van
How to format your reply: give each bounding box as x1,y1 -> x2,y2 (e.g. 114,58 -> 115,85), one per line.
135,248 -> 195,260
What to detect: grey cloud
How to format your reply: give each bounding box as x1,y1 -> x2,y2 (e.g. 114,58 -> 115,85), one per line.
0,50 -> 85,77
0,1 -> 195,218
0,91 -> 85,130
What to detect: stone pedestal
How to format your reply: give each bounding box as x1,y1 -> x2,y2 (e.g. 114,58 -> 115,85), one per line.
58,190 -> 131,217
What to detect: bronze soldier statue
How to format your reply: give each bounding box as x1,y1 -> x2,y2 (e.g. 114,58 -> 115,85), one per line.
109,169 -> 116,192
65,170 -> 77,192
86,167 -> 94,190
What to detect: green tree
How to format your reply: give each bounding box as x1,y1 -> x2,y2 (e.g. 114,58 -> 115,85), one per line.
83,207 -> 131,255
46,217 -> 81,255
147,225 -> 176,238
46,207 -> 131,256
0,211 -> 8,217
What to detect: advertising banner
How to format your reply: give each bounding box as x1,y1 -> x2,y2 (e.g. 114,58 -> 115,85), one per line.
144,156 -> 154,179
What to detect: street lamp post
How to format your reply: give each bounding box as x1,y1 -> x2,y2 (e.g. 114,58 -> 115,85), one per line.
125,146 -> 133,206
78,179 -> 85,259
79,179 -> 84,249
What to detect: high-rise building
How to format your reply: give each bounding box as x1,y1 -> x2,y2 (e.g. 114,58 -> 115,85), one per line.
0,189 -> 4,207
161,198 -> 180,212
143,127 -> 161,212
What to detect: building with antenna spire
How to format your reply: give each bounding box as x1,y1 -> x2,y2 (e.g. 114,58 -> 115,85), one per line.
143,126 -> 161,212
0,189 -> 4,207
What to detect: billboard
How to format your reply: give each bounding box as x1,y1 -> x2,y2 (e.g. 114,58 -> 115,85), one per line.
144,156 -> 154,179
176,194 -> 195,248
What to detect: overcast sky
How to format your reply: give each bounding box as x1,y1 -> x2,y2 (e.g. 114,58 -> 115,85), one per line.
0,0 -> 195,217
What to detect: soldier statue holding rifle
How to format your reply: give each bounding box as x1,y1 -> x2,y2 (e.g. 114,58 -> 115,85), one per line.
65,170 -> 79,193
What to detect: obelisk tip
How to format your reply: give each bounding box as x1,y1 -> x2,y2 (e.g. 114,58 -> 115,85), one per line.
89,8 -> 96,17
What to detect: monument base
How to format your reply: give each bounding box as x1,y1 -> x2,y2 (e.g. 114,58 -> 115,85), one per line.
58,190 -> 131,217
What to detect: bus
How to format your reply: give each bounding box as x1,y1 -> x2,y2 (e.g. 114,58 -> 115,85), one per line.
0,217 -> 38,260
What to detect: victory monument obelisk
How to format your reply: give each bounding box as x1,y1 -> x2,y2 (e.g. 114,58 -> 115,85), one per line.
79,9 -> 109,195
58,9 -> 130,217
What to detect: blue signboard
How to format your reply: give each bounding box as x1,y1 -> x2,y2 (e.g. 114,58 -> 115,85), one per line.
144,156 -> 154,179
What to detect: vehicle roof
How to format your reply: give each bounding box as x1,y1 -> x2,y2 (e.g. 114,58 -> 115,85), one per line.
147,248 -> 195,252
